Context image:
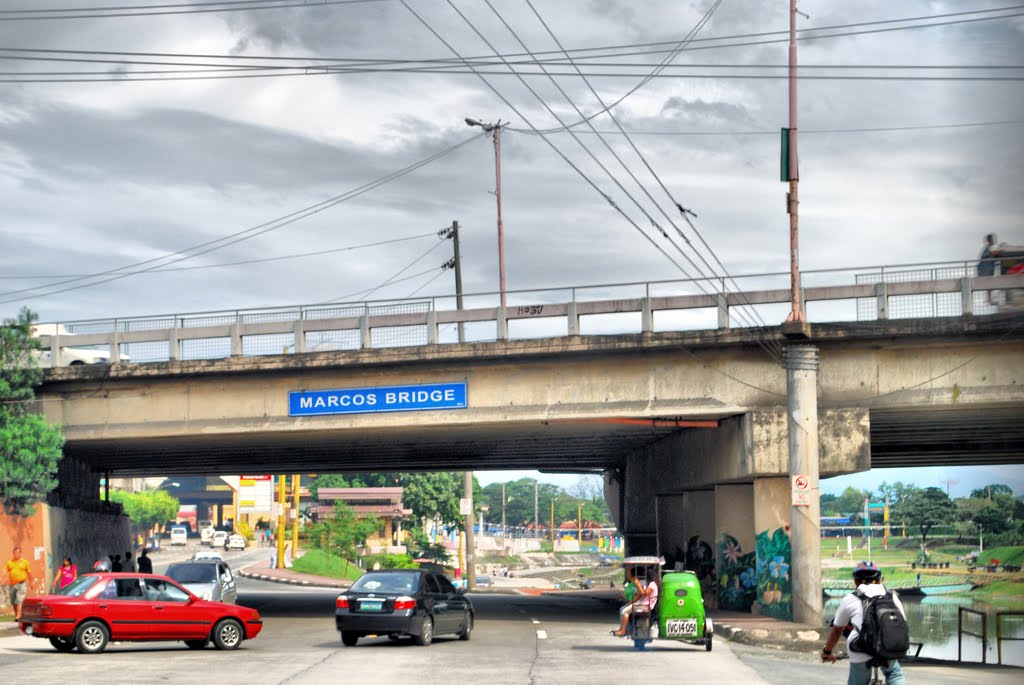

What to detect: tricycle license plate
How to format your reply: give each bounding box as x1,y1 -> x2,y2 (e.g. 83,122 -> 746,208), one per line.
360,600 -> 383,612
665,619 -> 698,637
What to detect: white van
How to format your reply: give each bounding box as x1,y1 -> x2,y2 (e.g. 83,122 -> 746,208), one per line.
170,526 -> 188,546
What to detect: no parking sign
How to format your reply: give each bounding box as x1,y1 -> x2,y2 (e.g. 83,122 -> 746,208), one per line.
791,474 -> 811,506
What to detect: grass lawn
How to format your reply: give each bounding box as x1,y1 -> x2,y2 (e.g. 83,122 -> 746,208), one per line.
290,549 -> 364,580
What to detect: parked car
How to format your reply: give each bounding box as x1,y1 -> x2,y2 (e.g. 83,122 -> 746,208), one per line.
17,573 -> 261,653
200,526 -> 215,544
472,575 -> 493,588
164,561 -> 237,604
170,526 -> 188,546
335,569 -> 473,647
209,531 -> 228,549
226,534 -> 246,551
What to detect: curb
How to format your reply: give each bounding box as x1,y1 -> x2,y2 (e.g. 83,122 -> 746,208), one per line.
715,622 -> 825,652
237,567 -> 348,590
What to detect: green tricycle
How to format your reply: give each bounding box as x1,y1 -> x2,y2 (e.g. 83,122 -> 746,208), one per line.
618,556 -> 714,651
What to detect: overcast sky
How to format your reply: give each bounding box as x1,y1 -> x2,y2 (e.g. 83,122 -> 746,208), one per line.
1,1 -> 1021,491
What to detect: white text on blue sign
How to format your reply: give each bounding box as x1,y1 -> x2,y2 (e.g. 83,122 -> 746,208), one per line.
289,382 -> 467,416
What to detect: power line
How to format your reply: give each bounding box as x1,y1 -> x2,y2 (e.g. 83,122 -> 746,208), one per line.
0,232 -> 437,281
323,265 -> 443,304
520,0 -> 782,357
325,238 -> 449,303
0,134 -> 481,306
0,0 -> 385,21
511,120 -> 1024,136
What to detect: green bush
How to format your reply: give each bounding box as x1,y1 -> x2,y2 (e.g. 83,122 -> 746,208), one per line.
291,549 -> 363,580
363,552 -> 418,569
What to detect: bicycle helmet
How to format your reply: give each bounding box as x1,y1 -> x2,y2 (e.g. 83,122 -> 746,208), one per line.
92,559 -> 111,572
852,560 -> 882,583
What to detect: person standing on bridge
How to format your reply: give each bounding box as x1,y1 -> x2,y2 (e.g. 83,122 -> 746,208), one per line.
979,233 -> 1003,304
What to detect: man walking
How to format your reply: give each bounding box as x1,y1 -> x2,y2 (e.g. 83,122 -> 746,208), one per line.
2,546 -> 34,620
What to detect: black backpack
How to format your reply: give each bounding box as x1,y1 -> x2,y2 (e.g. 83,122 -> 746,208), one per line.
850,590 -> 910,660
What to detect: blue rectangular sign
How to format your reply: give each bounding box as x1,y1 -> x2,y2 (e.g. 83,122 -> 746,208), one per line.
289,382 -> 467,417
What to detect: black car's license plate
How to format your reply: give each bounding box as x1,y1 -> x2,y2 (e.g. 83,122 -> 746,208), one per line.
360,600 -> 383,611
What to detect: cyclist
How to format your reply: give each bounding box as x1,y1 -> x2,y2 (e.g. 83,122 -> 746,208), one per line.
821,561 -> 907,684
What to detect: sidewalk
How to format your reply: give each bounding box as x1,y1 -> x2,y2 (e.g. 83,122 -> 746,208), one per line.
236,557 -> 352,589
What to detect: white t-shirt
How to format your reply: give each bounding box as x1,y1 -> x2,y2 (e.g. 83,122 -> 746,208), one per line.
833,583 -> 906,664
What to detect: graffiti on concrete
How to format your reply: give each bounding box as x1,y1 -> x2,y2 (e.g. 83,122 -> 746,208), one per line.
756,527 -> 792,620
716,533 -> 757,612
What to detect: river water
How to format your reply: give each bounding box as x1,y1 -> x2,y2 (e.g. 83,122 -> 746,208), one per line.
824,595 -> 1024,667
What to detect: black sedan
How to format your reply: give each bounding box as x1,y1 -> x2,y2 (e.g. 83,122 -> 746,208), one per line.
335,569 -> 473,647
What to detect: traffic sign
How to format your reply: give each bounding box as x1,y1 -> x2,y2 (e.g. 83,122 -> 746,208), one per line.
791,474 -> 812,506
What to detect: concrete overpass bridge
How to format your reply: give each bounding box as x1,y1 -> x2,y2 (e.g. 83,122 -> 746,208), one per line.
32,263 -> 1024,624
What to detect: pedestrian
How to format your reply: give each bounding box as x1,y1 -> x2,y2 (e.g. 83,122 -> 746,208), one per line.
821,561 -> 908,684
53,556 -> 78,591
123,551 -> 136,573
2,546 -> 34,620
978,233 -> 1003,304
111,554 -> 123,572
137,549 -> 153,574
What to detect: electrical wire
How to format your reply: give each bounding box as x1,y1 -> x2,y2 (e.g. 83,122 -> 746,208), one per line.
0,0 -> 386,21
323,238 -> 449,303
518,0 -> 783,358
0,232 -> 436,281
0,133 -> 482,306
322,265 -> 443,304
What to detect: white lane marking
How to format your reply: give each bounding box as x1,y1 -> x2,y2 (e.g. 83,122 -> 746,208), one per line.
536,630 -> 547,639
531,619 -> 540,624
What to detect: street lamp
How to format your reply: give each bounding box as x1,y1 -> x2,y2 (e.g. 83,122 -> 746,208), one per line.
464,117 -> 507,309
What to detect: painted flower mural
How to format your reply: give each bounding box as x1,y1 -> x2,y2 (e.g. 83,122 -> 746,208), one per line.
716,533 -> 757,612
756,528 -> 793,620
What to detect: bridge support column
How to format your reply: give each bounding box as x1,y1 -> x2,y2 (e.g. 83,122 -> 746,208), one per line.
753,477 -> 793,620
784,345 -> 822,626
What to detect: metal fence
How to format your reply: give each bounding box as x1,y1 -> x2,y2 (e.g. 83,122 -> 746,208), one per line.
37,261 -> 1023,366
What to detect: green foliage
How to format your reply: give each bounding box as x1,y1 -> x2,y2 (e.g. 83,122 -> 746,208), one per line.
891,486 -> 958,543
290,549 -> 364,580
971,484 -> 1014,499
308,501 -> 379,571
412,542 -> 450,563
308,471 -> 474,527
480,477 -> 611,529
363,552 -> 418,569
0,308 -> 64,516
717,533 -> 757,611
109,490 -> 180,533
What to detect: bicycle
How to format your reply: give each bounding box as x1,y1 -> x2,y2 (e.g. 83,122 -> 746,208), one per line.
828,654 -> 887,685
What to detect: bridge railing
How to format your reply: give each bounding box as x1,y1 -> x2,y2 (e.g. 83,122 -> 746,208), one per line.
37,261 -> 1024,365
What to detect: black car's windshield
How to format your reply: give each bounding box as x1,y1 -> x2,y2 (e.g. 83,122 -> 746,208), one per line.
350,572 -> 419,594
166,564 -> 217,583
54,576 -> 99,597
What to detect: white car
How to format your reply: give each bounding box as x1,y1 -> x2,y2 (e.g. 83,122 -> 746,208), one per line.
191,550 -> 225,562
226,534 -> 246,551
169,526 -> 188,546
30,323 -> 128,367
209,530 -> 229,548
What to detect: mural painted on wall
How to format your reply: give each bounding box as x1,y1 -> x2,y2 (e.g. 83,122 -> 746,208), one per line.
716,533 -> 757,612
756,527 -> 792,620
685,535 -> 717,608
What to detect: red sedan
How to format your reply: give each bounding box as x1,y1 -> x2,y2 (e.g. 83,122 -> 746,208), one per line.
18,572 -> 263,654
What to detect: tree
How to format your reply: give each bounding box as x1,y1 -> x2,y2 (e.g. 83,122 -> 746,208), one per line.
970,484 -> 1013,500
400,472 -> 462,526
891,486 -> 957,544
109,490 -> 179,535
0,308 -> 65,515
309,501 -> 379,572
833,486 -> 871,521
974,504 -> 1012,534
876,481 -> 919,507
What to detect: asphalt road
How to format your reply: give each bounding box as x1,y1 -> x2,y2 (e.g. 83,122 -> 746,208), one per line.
0,551 -> 1018,685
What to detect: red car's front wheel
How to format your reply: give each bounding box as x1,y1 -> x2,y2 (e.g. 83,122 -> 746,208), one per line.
212,618 -> 243,650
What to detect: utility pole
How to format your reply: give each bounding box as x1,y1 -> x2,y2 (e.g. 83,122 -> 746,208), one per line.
534,481 -> 539,539
276,475 -> 286,569
782,0 -> 820,627
463,471 -> 475,589
783,0 -> 806,328
449,221 -> 466,343
464,118 -> 507,308
577,502 -> 582,546
550,499 -> 555,543
501,482 -> 507,550
291,474 -> 300,559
